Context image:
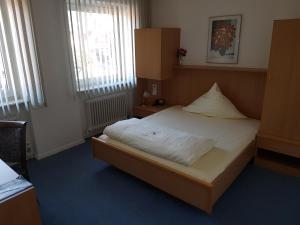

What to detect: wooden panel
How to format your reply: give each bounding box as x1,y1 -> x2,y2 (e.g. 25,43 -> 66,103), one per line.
260,20 -> 300,140
133,105 -> 171,118
257,134 -> 300,158
0,188 -> 42,225
212,141 -> 256,203
162,67 -> 267,119
256,156 -> 300,177
133,106 -> 155,117
135,78 -> 164,106
255,149 -> 300,177
258,19 -> 300,159
161,28 -> 181,80
284,21 -> 300,141
135,28 -> 180,80
135,28 -> 162,80
175,65 -> 267,73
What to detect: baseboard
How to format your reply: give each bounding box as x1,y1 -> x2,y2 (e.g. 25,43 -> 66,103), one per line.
255,148 -> 300,177
36,139 -> 85,160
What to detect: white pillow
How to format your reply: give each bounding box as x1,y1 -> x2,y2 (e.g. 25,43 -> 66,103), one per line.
182,83 -> 247,119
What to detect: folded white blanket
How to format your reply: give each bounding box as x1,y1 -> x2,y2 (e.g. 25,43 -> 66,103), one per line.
103,118 -> 215,166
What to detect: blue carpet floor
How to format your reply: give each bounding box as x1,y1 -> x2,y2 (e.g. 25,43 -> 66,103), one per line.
28,141 -> 300,225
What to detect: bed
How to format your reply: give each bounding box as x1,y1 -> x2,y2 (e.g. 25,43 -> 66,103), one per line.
92,106 -> 260,213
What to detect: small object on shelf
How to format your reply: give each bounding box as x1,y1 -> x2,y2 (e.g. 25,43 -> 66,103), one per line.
153,98 -> 165,106
177,47 -> 187,65
142,91 -> 150,105
143,91 -> 150,98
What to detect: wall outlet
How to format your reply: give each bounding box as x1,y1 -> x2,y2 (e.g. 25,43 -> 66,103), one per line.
26,143 -> 34,159
152,84 -> 158,96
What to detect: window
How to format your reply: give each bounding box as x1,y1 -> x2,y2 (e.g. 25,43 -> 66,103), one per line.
66,0 -> 145,95
0,0 -> 44,116
69,11 -> 118,90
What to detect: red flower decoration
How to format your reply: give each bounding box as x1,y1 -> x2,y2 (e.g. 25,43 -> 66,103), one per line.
177,48 -> 187,58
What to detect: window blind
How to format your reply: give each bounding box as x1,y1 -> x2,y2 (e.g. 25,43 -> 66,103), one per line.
0,0 -> 45,116
65,0 -> 148,96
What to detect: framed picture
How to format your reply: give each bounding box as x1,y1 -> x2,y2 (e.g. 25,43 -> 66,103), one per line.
207,15 -> 242,64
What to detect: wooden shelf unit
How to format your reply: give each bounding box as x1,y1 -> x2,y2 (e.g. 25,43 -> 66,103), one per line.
133,105 -> 171,118
135,28 -> 180,80
174,65 -> 267,73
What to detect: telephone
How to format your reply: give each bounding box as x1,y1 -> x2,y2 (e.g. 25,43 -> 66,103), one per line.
153,98 -> 165,106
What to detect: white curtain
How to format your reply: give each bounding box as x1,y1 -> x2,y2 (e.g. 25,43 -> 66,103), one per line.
66,0 -> 148,97
0,0 -> 44,116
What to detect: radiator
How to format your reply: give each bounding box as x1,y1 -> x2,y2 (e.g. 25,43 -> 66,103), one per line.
85,92 -> 128,136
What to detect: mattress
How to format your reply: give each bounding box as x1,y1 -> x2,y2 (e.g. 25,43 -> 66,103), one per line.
99,106 -> 260,183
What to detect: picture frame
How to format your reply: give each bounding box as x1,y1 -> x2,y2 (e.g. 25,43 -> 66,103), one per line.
207,15 -> 242,64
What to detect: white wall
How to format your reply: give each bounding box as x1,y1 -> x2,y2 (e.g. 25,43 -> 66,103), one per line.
30,0 -> 84,159
28,0 -> 300,159
151,0 -> 300,68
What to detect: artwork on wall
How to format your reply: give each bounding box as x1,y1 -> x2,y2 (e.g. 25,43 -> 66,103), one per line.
207,15 -> 242,64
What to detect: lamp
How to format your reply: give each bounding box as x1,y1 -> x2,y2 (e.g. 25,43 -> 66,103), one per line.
142,91 -> 150,105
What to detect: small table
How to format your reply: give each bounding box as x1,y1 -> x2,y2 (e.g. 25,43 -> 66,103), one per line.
133,105 -> 171,118
0,159 -> 42,225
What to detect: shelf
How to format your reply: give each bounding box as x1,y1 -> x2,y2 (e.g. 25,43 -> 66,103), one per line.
174,65 -> 267,73
133,105 -> 171,118
134,104 -> 171,113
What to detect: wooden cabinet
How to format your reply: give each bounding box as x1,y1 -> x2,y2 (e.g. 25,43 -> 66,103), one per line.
0,160 -> 42,225
257,19 -> 300,158
135,28 -> 180,80
0,188 -> 42,225
133,105 -> 170,118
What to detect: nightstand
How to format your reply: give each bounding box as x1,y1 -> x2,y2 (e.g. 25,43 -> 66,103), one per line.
133,105 -> 170,118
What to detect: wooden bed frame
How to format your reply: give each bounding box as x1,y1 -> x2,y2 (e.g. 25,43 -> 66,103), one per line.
92,137 -> 256,214
92,66 -> 267,214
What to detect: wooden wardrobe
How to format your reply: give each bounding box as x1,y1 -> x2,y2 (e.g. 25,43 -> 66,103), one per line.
135,28 -> 180,80
257,19 -> 300,158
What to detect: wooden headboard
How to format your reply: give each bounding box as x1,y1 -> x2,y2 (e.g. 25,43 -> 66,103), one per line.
136,65 -> 267,120
162,65 -> 267,119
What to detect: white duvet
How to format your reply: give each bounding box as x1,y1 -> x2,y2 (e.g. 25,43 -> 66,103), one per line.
103,118 -> 215,166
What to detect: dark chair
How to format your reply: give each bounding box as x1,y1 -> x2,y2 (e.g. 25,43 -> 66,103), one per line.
0,121 -> 30,180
